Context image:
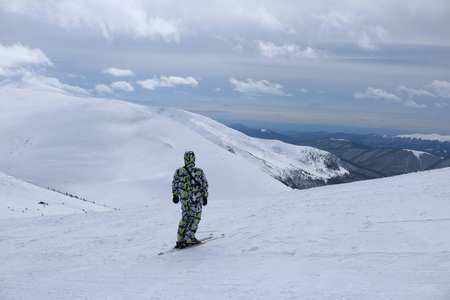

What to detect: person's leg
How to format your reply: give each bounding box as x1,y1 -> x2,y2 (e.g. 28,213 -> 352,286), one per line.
184,203 -> 202,243
177,203 -> 190,243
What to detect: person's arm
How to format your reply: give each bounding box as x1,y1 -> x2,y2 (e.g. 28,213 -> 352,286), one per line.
199,169 -> 208,205
172,169 -> 180,203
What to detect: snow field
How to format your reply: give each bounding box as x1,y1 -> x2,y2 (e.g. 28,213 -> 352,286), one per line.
0,171 -> 112,218
1,80 -> 449,299
1,168 -> 449,299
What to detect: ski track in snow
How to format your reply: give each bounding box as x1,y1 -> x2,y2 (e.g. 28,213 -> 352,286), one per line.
1,168 -> 450,300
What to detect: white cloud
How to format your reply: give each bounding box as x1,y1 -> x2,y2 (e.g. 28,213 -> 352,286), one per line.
103,68 -> 134,77
405,100 -> 426,108
95,84 -> 113,94
95,81 -> 134,94
257,41 -> 321,59
370,25 -> 388,39
397,85 -> 434,98
137,76 -> 198,90
232,35 -> 245,52
355,81 -> 450,109
246,6 -> 285,32
0,42 -> 53,76
257,41 -> 295,58
1,0 -> 181,42
67,73 -> 86,79
427,80 -> 450,98
230,77 -> 291,97
315,10 -> 352,33
137,79 -> 159,90
2,0 -> 447,49
358,25 -> 388,51
358,33 -> 376,51
353,87 -> 401,102
315,10 -> 389,52
302,47 -> 321,58
111,81 -> 135,92
25,75 -> 89,95
397,80 -> 450,99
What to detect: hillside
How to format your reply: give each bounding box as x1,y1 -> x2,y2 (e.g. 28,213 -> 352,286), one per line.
230,124 -> 450,179
2,168 -> 449,299
0,171 -> 112,218
0,80 -> 285,208
0,80 -> 361,208
298,139 -> 449,177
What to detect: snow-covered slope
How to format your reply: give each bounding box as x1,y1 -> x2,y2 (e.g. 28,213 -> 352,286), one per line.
0,171 -> 112,218
2,168 -> 449,299
154,107 -> 349,188
0,80 -> 289,208
0,80 -> 348,209
1,80 -> 449,299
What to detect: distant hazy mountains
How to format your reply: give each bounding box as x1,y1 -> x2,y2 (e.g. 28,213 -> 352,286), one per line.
297,139 -> 450,176
229,124 -> 450,180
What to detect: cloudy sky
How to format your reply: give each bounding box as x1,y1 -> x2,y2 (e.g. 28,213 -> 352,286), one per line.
1,0 -> 449,134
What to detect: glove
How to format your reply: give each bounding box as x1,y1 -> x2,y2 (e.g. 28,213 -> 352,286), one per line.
202,196 -> 208,206
173,195 -> 179,204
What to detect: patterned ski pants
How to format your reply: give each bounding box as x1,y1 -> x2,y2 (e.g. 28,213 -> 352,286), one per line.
177,198 -> 202,243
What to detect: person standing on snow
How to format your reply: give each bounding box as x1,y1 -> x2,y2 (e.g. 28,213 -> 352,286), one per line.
172,151 -> 209,249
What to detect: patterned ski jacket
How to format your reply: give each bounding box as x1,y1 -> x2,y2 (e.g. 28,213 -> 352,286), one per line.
172,151 -> 209,202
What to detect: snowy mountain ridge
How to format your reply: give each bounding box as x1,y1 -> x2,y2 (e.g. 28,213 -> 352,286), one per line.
397,133 -> 450,142
153,107 -> 349,186
0,80 -> 351,208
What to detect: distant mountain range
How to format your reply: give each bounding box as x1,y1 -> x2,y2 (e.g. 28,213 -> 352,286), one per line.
297,139 -> 450,177
229,124 -> 450,180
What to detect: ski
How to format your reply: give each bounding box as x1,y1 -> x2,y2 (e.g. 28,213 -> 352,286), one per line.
158,233 -> 224,255
158,234 -> 213,256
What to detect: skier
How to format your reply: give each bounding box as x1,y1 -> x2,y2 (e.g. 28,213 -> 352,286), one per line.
172,151 -> 209,249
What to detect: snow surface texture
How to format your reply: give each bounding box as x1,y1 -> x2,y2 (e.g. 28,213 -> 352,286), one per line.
1,169 -> 449,299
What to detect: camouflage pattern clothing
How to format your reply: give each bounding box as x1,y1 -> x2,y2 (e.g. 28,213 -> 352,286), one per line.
172,151 -> 209,244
